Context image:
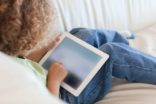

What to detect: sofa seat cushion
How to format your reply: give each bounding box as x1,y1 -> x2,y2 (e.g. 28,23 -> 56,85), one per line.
130,23 -> 156,57
96,83 -> 156,104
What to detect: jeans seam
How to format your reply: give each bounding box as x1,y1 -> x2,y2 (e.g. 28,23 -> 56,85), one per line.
113,63 -> 156,73
85,72 -> 111,103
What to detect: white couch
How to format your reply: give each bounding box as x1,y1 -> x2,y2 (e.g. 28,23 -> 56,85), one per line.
53,0 -> 156,104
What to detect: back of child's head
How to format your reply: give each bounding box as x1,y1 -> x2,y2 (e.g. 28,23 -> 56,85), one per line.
0,0 -> 55,56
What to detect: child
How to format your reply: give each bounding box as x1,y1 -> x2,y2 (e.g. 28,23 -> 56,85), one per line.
0,0 -> 156,104
0,0 -> 67,97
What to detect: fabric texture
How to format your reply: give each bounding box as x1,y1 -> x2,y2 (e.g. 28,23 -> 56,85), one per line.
96,83 -> 156,104
53,0 -> 156,32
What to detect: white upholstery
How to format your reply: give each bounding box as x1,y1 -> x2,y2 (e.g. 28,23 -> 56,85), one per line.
96,83 -> 156,104
54,0 -> 129,31
53,0 -> 156,32
129,0 -> 156,31
130,24 -> 156,57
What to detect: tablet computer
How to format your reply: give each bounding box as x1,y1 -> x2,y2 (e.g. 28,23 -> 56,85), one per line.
39,32 -> 109,96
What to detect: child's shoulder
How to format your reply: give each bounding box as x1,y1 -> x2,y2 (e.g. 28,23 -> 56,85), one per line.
11,57 -> 47,84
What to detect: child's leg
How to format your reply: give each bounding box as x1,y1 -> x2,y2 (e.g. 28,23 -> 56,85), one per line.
99,42 -> 156,84
60,28 -> 120,103
61,28 -> 156,104
85,28 -> 156,83
70,28 -> 129,48
60,42 -> 156,104
60,28 -> 129,104
70,28 -> 156,83
60,57 -> 113,104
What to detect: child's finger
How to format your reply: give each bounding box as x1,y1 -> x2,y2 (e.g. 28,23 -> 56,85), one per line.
47,34 -> 61,50
55,34 -> 61,41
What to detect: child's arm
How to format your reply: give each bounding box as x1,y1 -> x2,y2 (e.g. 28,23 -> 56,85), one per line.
27,35 -> 60,62
47,63 -> 68,96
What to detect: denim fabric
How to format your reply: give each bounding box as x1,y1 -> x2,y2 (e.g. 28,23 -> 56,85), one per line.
60,28 -> 156,104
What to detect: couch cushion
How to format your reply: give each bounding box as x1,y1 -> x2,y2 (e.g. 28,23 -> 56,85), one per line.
130,23 -> 156,57
53,0 -> 130,32
53,0 -> 156,32
129,0 -> 156,31
96,83 -> 156,104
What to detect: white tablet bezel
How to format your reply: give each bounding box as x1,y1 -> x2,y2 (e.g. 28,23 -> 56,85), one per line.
39,32 -> 109,96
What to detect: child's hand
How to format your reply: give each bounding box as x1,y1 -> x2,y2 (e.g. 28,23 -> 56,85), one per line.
46,35 -> 61,51
27,35 -> 61,62
47,63 -> 68,96
48,62 -> 68,83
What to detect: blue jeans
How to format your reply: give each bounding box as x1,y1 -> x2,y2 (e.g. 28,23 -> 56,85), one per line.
60,28 -> 156,104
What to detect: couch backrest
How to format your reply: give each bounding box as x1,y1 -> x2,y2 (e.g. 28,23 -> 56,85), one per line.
53,0 -> 156,32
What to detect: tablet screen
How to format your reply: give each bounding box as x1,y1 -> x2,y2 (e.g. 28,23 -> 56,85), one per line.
42,37 -> 102,89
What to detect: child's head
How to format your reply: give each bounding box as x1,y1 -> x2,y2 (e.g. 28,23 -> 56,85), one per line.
0,0 -> 55,56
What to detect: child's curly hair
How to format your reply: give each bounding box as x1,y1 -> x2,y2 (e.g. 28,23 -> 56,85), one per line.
0,0 -> 55,56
